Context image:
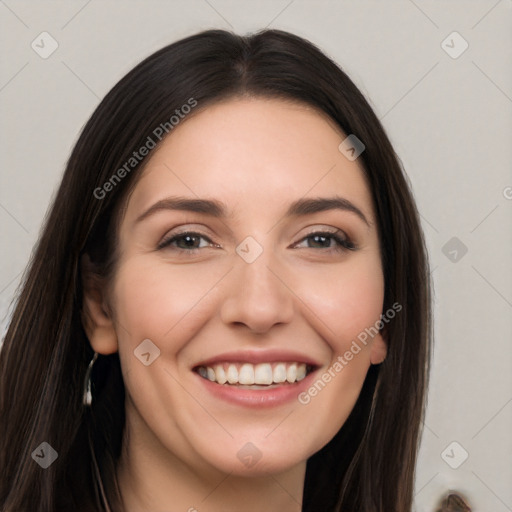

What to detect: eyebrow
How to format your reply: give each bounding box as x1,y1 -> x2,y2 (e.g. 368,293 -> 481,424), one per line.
286,196 -> 369,226
135,195 -> 369,226
135,197 -> 225,223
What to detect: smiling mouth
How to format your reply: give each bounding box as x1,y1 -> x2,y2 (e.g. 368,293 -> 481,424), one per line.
194,361 -> 316,388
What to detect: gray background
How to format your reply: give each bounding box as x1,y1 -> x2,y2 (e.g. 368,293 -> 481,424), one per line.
1,1 -> 511,510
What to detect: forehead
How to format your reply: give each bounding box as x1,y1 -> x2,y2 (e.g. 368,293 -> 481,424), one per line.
125,97 -> 374,221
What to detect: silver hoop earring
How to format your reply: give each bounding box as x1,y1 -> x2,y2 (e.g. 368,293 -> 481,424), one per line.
83,352 -> 99,406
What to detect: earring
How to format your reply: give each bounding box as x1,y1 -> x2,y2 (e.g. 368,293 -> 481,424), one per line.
83,352 -> 99,406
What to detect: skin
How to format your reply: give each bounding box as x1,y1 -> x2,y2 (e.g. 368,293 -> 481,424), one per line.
83,97 -> 387,512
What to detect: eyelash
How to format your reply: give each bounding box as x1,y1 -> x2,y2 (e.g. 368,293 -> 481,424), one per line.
157,230 -> 356,253
157,231 -> 218,251
293,230 -> 356,251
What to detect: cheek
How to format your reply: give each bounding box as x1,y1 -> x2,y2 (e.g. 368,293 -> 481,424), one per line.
290,254 -> 384,443
295,255 -> 384,349
108,258 -> 233,452
110,257 -> 230,354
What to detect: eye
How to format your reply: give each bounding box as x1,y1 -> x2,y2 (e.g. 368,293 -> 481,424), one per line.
293,230 -> 356,251
157,231 -> 218,251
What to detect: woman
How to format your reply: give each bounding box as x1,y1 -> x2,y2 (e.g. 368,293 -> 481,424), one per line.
0,28 -> 438,511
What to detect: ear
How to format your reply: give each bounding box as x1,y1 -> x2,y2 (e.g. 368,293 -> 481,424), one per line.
81,254 -> 118,355
369,331 -> 388,365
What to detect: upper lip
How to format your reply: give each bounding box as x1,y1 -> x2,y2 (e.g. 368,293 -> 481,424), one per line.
193,349 -> 321,369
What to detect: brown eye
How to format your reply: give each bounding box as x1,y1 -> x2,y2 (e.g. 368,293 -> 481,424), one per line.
307,234 -> 336,248
158,232 -> 214,251
295,231 -> 356,251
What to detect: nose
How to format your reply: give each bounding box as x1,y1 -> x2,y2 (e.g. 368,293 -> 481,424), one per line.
220,251 -> 294,334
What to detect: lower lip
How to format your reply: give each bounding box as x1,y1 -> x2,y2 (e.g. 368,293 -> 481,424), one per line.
193,369 -> 318,408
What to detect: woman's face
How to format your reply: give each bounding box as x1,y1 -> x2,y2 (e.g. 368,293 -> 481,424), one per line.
97,97 -> 386,477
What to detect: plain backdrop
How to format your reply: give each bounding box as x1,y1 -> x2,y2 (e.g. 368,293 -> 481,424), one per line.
1,1 -> 511,510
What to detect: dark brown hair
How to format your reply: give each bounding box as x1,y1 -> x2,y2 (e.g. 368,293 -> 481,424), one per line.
436,493 -> 472,511
0,29 -> 432,511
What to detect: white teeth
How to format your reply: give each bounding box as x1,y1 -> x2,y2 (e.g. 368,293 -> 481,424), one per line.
214,364 -> 227,385
227,364 -> 238,384
198,362 -> 311,385
286,364 -> 297,383
254,363 -> 273,385
239,364 -> 255,385
273,363 -> 287,383
296,364 -> 307,381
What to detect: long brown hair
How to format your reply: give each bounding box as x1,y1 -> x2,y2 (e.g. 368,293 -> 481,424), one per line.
0,29 -> 432,511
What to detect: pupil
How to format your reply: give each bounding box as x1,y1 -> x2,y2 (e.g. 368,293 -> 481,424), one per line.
181,235 -> 198,248
311,235 -> 330,248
